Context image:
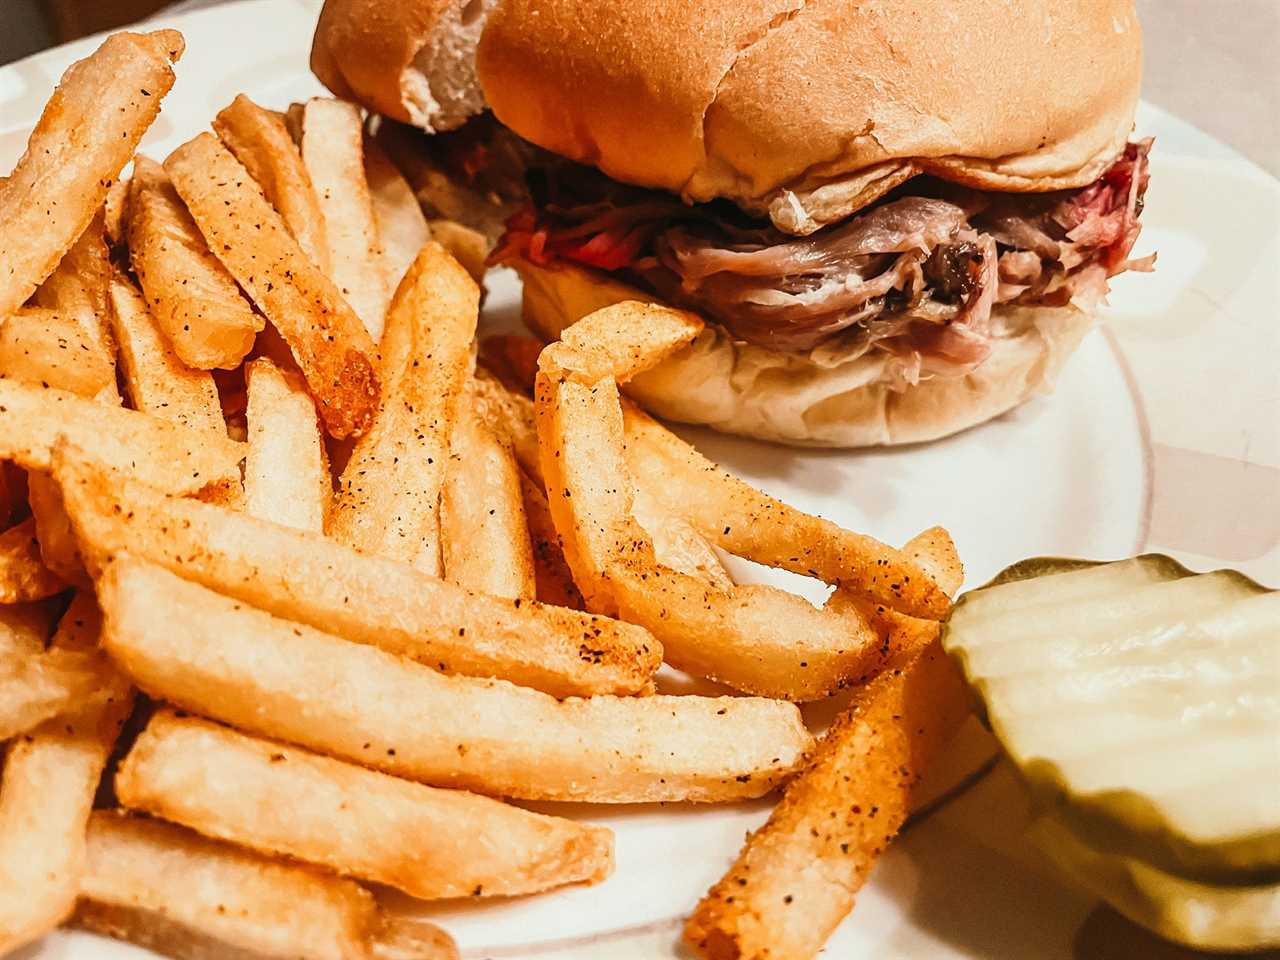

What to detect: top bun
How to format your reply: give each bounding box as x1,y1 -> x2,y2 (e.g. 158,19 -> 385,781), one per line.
477,0 -> 1143,232
311,0 -> 496,133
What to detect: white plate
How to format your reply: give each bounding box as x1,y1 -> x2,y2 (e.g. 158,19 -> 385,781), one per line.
2,3 -> 1277,957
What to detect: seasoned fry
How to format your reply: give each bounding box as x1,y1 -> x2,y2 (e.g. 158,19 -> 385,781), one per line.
0,600 -> 117,741
519,470 -> 586,610
213,94 -> 329,272
55,448 -> 659,698
0,381 -> 243,497
104,177 -> 132,250
0,308 -> 115,399
244,358 -> 329,532
99,559 -> 809,803
0,30 -> 183,317
684,644 -> 969,960
536,304 -> 950,699
622,402 -> 950,620
441,410 -> 536,599
165,132 -> 379,438
684,533 -> 965,960
31,208 -> 118,379
428,219 -> 489,286
472,368 -> 543,475
77,811 -> 458,960
127,155 -> 262,370
364,138 -> 430,291
0,517 -> 65,603
107,271 -> 226,433
328,242 -> 477,574
301,98 -> 390,339
0,593 -> 133,953
119,710 -> 614,899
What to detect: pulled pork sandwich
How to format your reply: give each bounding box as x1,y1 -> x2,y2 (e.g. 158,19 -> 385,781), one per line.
313,0 -> 1153,446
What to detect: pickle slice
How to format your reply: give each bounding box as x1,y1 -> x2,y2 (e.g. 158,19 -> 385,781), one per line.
1030,813 -> 1280,953
943,555 -> 1280,883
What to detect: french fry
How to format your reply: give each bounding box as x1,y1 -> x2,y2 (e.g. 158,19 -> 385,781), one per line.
328,242 -> 477,574
77,811 -> 459,960
0,30 -> 183,317
0,517 -> 65,603
427,219 -> 488,286
519,470 -> 586,610
536,303 -> 948,699
31,208 -> 118,382
0,294 -> 115,585
165,132 -> 380,439
244,358 -> 329,532
213,94 -> 330,272
621,402 -> 950,620
55,447 -> 659,698
300,98 -> 391,339
364,138 -> 430,291
0,308 -> 115,399
107,271 -> 226,434
684,532 -> 968,960
99,559 -> 810,802
441,410 -> 536,599
632,484 -> 733,589
0,380 -> 243,497
118,710 -> 613,899
0,592 -> 133,953
103,175 -> 131,249
127,155 -> 263,370
0,597 -> 117,741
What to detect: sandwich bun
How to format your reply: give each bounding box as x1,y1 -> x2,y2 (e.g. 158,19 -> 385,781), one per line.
515,260 -> 1097,447
478,0 -> 1143,232
311,0 -> 495,133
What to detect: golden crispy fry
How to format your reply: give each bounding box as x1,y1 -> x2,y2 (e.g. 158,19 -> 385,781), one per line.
244,358 -> 329,532
684,533 -> 965,960
622,404 -> 950,619
364,139 -> 430,291
0,517 -> 65,603
684,645 -> 969,960
127,155 -> 262,370
119,710 -> 614,899
107,271 -> 226,433
428,219 -> 489,286
0,593 -> 133,953
441,410 -> 536,599
1,293 -> 116,584
301,98 -> 390,339
103,176 -> 131,250
31,208 -> 118,383
328,242 -> 477,573
0,593 -> 120,740
165,132 -> 380,439
25,476 -> 84,585
99,559 -> 808,802
213,94 -> 330,272
519,470 -> 586,610
55,448 -> 659,698
0,380 -> 243,497
0,308 -> 115,399
77,810 -> 459,960
536,304 -> 945,699
472,369 -> 543,476
0,30 -> 183,317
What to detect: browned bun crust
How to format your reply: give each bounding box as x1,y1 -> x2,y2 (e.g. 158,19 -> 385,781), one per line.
514,260 -> 1097,447
311,0 -> 493,133
478,0 -> 1142,232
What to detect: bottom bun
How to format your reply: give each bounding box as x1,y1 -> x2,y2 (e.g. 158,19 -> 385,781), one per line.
515,260 -> 1097,448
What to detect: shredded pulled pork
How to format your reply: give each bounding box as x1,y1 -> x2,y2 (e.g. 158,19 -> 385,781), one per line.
492,141 -> 1153,386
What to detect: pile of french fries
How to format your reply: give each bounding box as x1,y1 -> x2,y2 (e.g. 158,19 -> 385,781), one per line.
0,28 -> 972,960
